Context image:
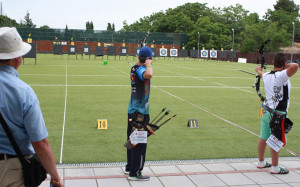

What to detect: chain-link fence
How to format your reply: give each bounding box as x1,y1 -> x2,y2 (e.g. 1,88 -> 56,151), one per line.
17,28 -> 188,47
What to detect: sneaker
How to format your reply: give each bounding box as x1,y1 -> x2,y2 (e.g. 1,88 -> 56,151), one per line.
257,161 -> 272,169
269,166 -> 289,174
128,173 -> 150,181
124,170 -> 129,175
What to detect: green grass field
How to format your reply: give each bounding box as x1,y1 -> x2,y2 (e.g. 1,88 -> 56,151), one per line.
19,54 -> 300,164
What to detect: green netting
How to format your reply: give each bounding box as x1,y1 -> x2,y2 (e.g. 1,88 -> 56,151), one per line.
17,28 -> 188,45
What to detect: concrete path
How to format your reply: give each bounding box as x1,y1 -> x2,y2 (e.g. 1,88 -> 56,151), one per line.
40,158 -> 300,187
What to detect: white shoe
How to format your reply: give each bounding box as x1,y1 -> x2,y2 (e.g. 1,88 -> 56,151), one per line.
269,166 -> 289,174
257,161 -> 272,169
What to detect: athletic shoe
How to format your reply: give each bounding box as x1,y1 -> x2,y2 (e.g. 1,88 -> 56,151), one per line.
128,173 -> 150,181
124,170 -> 129,175
269,166 -> 289,174
257,161 -> 272,169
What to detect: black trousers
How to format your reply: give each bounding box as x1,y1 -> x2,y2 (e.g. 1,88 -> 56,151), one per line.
126,113 -> 149,176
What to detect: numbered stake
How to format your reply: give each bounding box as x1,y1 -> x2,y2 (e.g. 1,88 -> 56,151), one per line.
187,119 -> 199,128
97,119 -> 108,129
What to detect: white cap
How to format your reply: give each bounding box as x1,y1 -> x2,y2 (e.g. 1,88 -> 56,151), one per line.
0,27 -> 31,60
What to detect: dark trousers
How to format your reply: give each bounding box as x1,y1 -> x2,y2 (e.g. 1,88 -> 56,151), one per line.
126,113 -> 149,176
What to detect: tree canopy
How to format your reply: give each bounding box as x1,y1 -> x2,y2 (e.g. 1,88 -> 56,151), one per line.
1,1 -> 299,52
20,11 -> 36,28
86,21 -> 94,30
107,23 -> 115,31
0,15 -> 18,27
122,1 -> 300,52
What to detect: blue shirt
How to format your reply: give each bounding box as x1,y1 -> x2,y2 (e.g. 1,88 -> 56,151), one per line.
0,65 -> 48,155
128,65 -> 150,114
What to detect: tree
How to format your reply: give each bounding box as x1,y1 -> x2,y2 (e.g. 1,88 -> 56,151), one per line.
264,0 -> 300,41
274,0 -> 299,13
86,21 -> 94,30
107,23 -> 112,31
0,15 -> 18,27
264,0 -> 299,26
240,22 -> 290,52
153,11 -> 193,33
40,25 -> 50,29
171,3 -> 211,23
121,2 -> 297,51
21,11 -> 36,28
188,16 -> 231,49
121,21 -> 128,31
122,12 -> 165,32
244,13 -> 260,25
90,21 -> 94,30
107,23 -> 115,31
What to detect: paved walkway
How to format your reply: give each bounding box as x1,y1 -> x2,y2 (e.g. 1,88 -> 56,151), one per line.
40,158 -> 300,187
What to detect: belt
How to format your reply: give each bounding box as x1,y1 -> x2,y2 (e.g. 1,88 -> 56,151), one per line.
0,153 -> 18,160
263,105 -> 285,117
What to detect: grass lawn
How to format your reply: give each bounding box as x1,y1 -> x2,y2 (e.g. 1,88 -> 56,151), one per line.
19,54 -> 300,164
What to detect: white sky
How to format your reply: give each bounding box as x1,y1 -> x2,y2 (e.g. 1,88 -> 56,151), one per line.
1,0 -> 279,30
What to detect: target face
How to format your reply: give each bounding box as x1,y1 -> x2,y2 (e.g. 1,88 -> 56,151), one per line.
170,49 -> 178,57
160,48 -> 167,56
210,50 -> 217,58
201,50 -> 208,58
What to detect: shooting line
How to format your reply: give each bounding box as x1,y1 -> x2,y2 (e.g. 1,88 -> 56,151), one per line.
59,56 -> 69,164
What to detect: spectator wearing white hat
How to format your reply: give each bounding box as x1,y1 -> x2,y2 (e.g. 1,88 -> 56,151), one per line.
0,27 -> 63,187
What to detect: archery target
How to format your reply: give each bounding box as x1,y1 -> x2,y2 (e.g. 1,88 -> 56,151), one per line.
68,45 -> 77,54
170,49 -> 178,57
210,50 -> 217,58
201,50 -> 208,58
160,48 -> 167,56
120,47 -> 129,56
95,46 -> 104,56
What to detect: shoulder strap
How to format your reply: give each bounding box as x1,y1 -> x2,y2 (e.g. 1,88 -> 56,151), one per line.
0,112 -> 27,164
269,70 -> 278,74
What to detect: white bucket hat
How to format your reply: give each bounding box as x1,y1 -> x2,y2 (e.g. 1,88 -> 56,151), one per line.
0,27 -> 32,60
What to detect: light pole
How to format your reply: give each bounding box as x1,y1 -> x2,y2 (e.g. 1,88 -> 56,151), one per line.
291,22 -> 295,62
198,32 -> 200,58
232,28 -> 234,50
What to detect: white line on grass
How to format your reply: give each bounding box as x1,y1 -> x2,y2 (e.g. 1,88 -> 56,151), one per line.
21,74 -> 125,77
30,84 -> 129,87
155,64 -> 300,157
154,86 -> 300,157
153,86 -> 259,137
28,84 -> 266,89
161,64 -> 257,95
59,57 -> 68,164
20,73 -> 255,79
192,76 -> 255,95
109,65 -> 128,75
28,83 -> 300,90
